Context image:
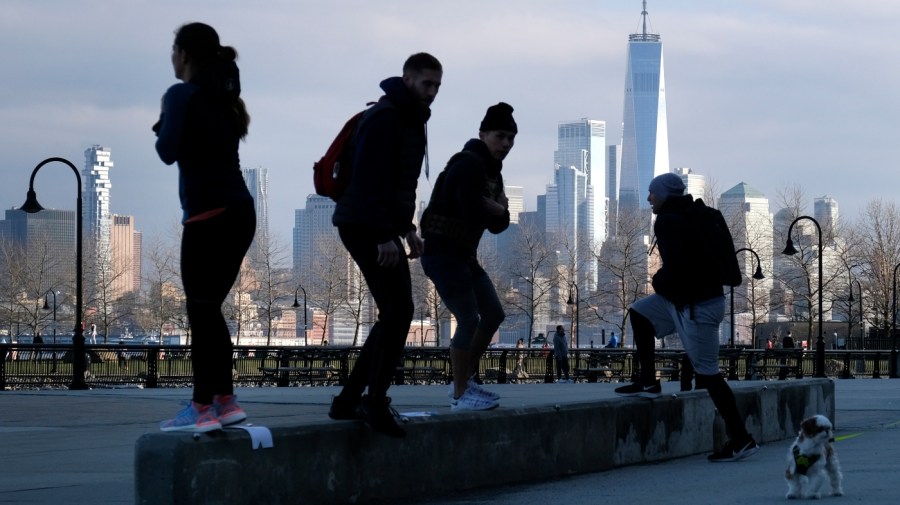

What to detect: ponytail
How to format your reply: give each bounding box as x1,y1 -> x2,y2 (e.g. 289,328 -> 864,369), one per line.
174,23 -> 250,138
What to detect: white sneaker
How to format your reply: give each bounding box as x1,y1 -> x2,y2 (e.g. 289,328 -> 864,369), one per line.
450,388 -> 499,411
467,379 -> 500,401
447,380 -> 500,401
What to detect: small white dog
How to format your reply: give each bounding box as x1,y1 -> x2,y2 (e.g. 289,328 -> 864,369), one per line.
785,414 -> 843,499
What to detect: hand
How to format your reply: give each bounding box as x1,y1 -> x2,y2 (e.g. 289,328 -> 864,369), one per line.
405,230 -> 424,259
482,196 -> 507,217
377,240 -> 401,268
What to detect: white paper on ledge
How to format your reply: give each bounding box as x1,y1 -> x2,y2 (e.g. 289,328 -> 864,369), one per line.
230,425 -> 274,450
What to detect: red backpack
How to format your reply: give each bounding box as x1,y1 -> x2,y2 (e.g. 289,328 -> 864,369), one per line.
314,100 -> 393,201
313,109 -> 366,201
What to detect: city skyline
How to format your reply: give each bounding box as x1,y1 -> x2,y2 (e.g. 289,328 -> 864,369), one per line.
1,1 -> 898,248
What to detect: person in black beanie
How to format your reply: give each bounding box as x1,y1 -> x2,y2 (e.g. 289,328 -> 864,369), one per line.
614,172 -> 759,463
420,102 -> 516,410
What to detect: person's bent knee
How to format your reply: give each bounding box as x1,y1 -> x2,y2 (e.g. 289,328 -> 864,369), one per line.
449,316 -> 480,350
479,308 -> 505,337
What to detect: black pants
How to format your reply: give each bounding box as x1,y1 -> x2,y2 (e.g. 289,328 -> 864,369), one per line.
181,202 -> 255,404
337,225 -> 414,399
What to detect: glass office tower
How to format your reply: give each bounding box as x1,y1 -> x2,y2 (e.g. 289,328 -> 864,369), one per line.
618,1 -> 669,216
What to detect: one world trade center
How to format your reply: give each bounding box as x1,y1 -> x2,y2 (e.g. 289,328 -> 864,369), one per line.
618,0 -> 669,221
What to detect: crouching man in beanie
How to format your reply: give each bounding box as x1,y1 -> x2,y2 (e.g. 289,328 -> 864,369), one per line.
420,103 -> 515,410
614,172 -> 760,462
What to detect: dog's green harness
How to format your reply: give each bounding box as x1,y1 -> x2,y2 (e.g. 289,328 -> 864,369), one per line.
792,446 -> 821,475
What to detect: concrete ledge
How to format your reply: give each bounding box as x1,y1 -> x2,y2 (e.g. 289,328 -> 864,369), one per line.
135,379 -> 834,505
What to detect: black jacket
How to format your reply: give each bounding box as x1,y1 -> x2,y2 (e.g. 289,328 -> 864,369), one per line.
651,194 -> 725,308
421,139 -> 510,258
332,77 -> 430,243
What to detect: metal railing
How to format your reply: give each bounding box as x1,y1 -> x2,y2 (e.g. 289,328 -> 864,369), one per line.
1,344 -> 897,391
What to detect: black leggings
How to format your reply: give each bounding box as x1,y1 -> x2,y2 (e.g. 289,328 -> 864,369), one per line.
337,225 -> 414,399
181,202 -> 255,404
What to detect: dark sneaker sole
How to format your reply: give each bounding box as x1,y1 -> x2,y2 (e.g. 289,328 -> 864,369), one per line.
615,390 -> 661,399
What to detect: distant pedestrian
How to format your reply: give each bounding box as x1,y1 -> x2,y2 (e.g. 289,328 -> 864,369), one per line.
154,22 -> 255,433
515,338 -> 526,375
89,324 -> 97,345
118,342 -> 128,370
782,332 -> 795,349
553,325 -> 571,382
32,333 -> 43,360
780,332 -> 795,380
605,332 -> 619,348
614,173 -> 759,462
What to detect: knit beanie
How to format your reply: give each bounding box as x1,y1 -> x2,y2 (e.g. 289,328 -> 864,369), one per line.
648,173 -> 686,203
479,102 -> 518,133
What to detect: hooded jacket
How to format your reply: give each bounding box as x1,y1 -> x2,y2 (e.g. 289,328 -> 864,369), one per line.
651,194 -> 725,308
332,76 -> 430,243
421,138 -> 510,258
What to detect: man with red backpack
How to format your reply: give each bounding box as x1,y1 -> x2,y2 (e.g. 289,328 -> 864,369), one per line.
327,52 -> 442,438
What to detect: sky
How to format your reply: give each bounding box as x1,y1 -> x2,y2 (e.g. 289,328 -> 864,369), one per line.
2,0 -> 900,251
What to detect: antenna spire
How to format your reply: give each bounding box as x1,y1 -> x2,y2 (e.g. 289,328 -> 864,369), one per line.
642,0 -> 648,37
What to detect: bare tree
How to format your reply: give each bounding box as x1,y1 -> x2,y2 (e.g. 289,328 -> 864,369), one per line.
224,257 -> 258,345
856,199 -> 900,339
0,232 -> 58,340
504,221 -> 559,347
305,235 -> 352,345
773,187 -> 845,349
83,240 -> 134,342
341,261 -> 370,346
142,237 -> 183,341
249,236 -> 291,346
592,207 -> 651,348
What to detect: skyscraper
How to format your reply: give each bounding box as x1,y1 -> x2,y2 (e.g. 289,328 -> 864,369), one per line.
0,209 -> 76,296
242,167 -> 269,262
547,119 -> 607,289
555,119 -> 608,246
83,145 -> 113,276
674,167 -> 705,201
618,1 -> 670,216
505,185 -> 524,224
293,195 -> 338,276
814,195 -> 839,244
110,214 -> 140,299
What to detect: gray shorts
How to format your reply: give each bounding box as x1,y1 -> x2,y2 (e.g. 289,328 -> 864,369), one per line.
630,293 -> 725,375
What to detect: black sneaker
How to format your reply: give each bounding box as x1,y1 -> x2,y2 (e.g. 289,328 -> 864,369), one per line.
614,380 -> 661,398
357,395 -> 406,438
708,437 -> 759,462
328,395 -> 361,421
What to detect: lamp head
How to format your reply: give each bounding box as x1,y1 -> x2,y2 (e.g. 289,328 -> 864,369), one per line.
20,189 -> 45,213
566,294 -> 574,305
292,296 -> 300,308
42,298 -> 50,310
782,238 -> 798,256
752,266 -> 765,280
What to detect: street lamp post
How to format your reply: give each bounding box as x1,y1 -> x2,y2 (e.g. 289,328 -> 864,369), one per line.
782,216 -> 825,378
292,285 -> 308,346
890,263 -> 900,378
21,158 -> 86,390
731,247 -> 765,348
854,279 -> 863,350
42,290 -> 57,344
566,282 -> 579,349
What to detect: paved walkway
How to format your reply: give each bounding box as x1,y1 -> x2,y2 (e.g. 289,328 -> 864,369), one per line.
0,380 -> 897,504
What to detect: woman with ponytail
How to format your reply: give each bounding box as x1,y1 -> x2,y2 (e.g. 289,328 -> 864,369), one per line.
154,22 -> 256,432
